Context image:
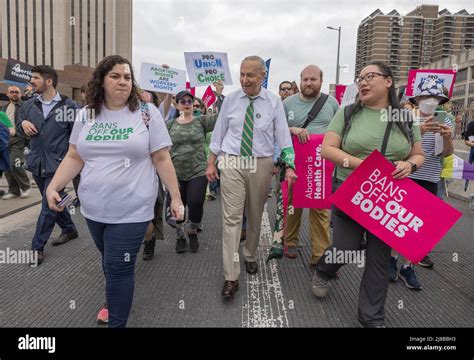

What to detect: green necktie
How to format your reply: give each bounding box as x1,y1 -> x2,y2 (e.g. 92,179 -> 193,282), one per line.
240,96 -> 256,157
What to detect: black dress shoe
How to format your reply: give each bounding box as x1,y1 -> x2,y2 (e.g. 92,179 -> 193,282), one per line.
51,230 -> 78,246
30,251 -> 44,267
175,237 -> 187,253
221,280 -> 239,299
245,261 -> 258,275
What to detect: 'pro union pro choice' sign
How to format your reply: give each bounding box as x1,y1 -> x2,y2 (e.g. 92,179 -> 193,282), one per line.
184,52 -> 233,87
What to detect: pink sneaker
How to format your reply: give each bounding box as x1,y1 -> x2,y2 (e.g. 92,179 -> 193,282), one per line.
97,304 -> 108,325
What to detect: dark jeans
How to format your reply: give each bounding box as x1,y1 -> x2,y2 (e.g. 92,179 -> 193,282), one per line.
411,178 -> 438,195
209,179 -> 220,193
317,206 -> 391,327
31,175 -> 76,251
86,219 -> 149,328
209,168 -> 220,193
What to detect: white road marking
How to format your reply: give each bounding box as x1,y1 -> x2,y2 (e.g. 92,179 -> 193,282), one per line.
242,204 -> 289,328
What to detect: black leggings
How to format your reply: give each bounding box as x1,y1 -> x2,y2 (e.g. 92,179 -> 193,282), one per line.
167,175 -> 208,224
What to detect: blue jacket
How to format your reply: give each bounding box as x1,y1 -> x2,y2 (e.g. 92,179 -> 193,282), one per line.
0,122 -> 11,172
16,95 -> 78,177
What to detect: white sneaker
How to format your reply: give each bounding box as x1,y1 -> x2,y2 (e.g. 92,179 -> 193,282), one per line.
2,193 -> 19,200
20,189 -> 30,198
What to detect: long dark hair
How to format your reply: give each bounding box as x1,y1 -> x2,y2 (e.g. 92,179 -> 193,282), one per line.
346,61 -> 412,145
85,55 -> 140,116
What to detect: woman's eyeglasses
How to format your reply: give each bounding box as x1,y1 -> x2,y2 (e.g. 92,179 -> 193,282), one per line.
355,72 -> 388,86
193,104 -> 201,108
280,87 -> 292,92
178,99 -> 193,105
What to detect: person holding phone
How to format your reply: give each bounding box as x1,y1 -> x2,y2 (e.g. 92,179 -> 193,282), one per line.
387,78 -> 453,291
45,55 -> 183,328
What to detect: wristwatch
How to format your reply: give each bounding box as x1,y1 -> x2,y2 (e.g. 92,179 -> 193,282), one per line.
406,160 -> 417,173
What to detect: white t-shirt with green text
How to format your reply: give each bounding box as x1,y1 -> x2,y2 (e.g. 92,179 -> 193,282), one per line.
70,104 -> 172,224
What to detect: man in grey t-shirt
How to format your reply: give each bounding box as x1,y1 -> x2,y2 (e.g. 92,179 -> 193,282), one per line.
283,65 -> 339,266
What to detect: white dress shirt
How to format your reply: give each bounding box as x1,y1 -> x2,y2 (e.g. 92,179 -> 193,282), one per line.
37,92 -> 62,118
210,87 -> 292,157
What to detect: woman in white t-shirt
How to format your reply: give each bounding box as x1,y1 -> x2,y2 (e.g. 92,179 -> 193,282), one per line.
45,55 -> 183,328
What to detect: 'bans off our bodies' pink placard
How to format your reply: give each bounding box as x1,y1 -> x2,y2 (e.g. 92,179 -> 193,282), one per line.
292,134 -> 334,209
330,150 -> 462,263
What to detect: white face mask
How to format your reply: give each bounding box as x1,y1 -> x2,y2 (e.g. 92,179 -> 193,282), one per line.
418,98 -> 439,115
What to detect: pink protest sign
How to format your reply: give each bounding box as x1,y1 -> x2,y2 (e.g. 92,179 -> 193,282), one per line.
335,85 -> 347,105
330,150 -> 462,263
281,180 -> 289,252
292,134 -> 334,209
405,69 -> 456,98
202,86 -> 217,107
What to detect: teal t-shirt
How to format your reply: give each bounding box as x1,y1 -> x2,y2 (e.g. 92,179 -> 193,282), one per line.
327,105 -> 422,181
283,93 -> 339,134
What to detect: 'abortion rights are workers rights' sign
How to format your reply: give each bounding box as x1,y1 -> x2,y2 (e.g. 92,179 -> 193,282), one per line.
184,52 -> 233,87
292,134 -> 334,209
139,62 -> 186,95
330,150 -> 462,263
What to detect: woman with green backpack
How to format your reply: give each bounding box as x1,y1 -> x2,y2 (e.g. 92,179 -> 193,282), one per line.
311,61 -> 425,328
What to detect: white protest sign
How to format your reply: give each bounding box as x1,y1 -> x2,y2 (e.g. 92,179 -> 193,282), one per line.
184,52 -> 233,87
341,83 -> 359,106
139,62 -> 186,95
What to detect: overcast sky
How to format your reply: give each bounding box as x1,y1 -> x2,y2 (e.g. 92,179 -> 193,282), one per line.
132,0 -> 473,97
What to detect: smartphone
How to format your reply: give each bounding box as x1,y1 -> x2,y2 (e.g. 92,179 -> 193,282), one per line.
432,111 -> 447,124
56,192 -> 73,208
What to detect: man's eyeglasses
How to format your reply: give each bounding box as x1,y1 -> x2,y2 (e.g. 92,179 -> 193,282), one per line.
355,72 -> 388,86
178,99 -> 193,105
9,91 -> 20,94
280,87 -> 292,92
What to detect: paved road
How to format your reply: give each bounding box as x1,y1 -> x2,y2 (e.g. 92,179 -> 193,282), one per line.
0,193 -> 472,327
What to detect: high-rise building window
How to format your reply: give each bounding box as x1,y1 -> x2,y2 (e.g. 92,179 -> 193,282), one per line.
456,68 -> 468,82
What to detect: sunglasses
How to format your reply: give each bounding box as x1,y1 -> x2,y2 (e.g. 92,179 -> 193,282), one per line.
178,99 -> 193,105
280,88 -> 292,92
